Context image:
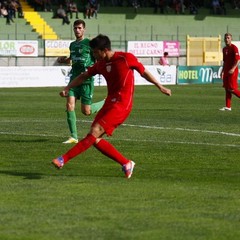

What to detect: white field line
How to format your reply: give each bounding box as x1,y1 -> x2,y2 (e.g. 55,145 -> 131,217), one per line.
122,124 -> 240,137
1,119 -> 240,137
1,120 -> 240,148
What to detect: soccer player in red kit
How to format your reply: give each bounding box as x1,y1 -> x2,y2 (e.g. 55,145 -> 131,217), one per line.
52,34 -> 171,178
219,33 -> 240,111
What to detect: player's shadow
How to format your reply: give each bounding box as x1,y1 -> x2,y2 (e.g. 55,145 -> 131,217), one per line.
125,13 -> 137,19
12,139 -> 49,143
0,170 -> 43,179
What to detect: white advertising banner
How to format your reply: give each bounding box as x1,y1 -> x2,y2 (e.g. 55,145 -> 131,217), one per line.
95,65 -> 176,86
127,41 -> 180,57
232,41 -> 240,53
0,66 -> 71,87
0,40 -> 38,57
135,65 -> 176,85
128,41 -> 164,57
0,65 -> 176,88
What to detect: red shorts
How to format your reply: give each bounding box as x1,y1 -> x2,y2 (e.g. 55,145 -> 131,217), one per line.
92,101 -> 132,136
223,71 -> 238,90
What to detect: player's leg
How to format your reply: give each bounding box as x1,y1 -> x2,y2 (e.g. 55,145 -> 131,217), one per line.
93,138 -> 135,178
231,89 -> 240,98
219,73 -> 240,111
52,122 -> 105,168
53,121 -> 135,178
219,89 -> 232,111
91,99 -> 105,114
81,103 -> 91,115
53,104 -> 135,178
225,90 -> 232,108
229,72 -> 240,98
81,83 -> 105,115
220,76 -> 232,111
94,139 -> 129,165
63,93 -> 78,143
92,105 -> 135,178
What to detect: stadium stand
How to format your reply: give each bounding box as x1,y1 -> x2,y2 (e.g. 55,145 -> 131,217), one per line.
18,0 -> 58,39
0,0 -> 240,66
42,5 -> 240,49
0,16 -> 39,40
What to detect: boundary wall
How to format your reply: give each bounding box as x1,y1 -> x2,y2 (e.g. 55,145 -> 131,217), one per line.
1,65 -> 240,88
0,66 -> 176,88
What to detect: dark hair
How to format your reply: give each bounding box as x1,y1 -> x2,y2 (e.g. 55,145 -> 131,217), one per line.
164,52 -> 168,56
224,33 -> 232,38
73,19 -> 86,28
89,34 -> 111,50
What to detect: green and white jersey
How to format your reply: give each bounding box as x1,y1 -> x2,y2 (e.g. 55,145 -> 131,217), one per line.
69,38 -> 95,84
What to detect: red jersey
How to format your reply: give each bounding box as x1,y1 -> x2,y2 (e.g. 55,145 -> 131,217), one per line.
223,43 -> 239,73
88,51 -> 145,110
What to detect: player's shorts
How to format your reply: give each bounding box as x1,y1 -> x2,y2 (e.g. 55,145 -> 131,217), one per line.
92,101 -> 132,136
223,71 -> 238,90
68,81 -> 94,105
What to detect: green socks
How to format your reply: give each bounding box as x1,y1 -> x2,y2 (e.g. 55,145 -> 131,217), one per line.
65,100 -> 104,139
91,99 -> 105,114
66,111 -> 78,140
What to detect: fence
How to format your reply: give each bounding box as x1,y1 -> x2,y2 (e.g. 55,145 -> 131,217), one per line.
1,21 -> 240,52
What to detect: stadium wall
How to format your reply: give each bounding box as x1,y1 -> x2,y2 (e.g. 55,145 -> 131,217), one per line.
1,65 -> 240,88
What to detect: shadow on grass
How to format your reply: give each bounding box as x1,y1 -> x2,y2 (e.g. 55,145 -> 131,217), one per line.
125,13 -> 137,19
0,170 -> 43,179
11,139 -> 49,143
194,14 -> 206,20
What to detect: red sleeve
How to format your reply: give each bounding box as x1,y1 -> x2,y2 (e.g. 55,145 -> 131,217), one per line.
87,62 -> 98,76
126,52 -> 145,75
232,44 -> 239,61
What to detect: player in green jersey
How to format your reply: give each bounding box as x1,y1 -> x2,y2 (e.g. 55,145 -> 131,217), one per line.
58,19 -> 104,144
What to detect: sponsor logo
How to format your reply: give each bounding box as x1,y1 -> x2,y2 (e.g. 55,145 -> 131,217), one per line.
20,45 -> 35,55
106,65 -> 111,72
199,67 -> 222,83
157,68 -> 172,83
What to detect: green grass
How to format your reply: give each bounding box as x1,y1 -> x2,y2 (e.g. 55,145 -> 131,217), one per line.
1,84 -> 240,239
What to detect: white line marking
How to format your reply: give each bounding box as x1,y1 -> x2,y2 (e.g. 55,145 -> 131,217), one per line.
122,124 -> 240,137
0,131 -> 239,148
1,119 -> 240,137
0,132 -> 60,137
114,138 -> 240,148
1,120 -> 240,148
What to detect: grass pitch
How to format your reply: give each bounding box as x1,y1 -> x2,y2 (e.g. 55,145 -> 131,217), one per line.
0,84 -> 240,240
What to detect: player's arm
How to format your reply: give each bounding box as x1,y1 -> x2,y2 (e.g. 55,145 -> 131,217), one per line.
221,50 -> 226,79
57,56 -> 71,64
159,57 -> 163,65
221,61 -> 225,79
229,58 -> 240,74
59,71 -> 91,97
141,69 -> 171,96
221,67 -> 224,78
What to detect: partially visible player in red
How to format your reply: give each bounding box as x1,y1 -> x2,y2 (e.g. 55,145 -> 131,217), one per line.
52,34 -> 171,179
219,33 -> 240,111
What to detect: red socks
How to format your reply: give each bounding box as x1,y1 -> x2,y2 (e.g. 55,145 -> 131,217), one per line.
225,88 -> 240,108
226,90 -> 232,108
94,139 -> 129,165
232,89 -> 240,98
61,135 -> 129,166
63,134 -> 96,163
